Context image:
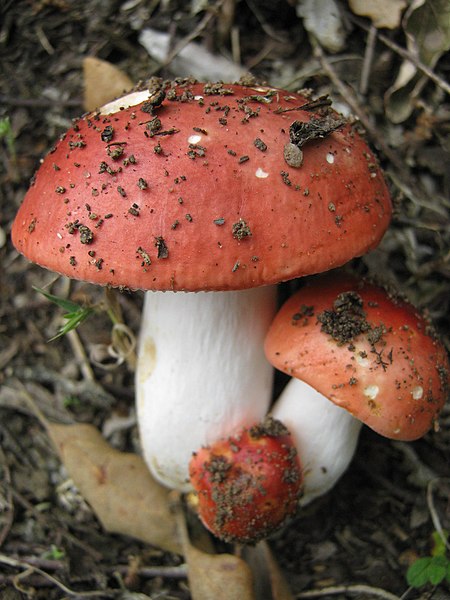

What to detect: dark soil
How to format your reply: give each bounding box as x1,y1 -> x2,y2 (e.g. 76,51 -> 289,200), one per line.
1,1 -> 449,599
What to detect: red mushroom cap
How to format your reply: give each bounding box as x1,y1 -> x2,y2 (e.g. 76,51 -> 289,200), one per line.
12,80 -> 391,291
189,417 -> 303,543
264,274 -> 449,441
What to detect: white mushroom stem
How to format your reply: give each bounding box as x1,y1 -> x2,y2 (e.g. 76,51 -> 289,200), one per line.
271,378 -> 362,505
136,286 -> 277,491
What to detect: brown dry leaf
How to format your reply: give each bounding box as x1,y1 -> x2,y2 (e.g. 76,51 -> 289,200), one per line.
48,422 -> 181,555
174,495 -> 255,600
243,541 -> 294,600
83,56 -> 134,112
348,0 -> 407,29
186,544 -> 255,600
384,0 -> 450,122
259,541 -> 294,600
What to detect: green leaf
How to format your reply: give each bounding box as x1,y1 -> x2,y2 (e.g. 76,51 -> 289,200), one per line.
34,286 -> 94,341
407,555 -> 450,588
42,545 -> 66,560
431,529 -> 449,557
429,555 -> 449,586
0,116 -> 16,158
48,307 -> 94,341
407,557 -> 433,588
34,286 -> 83,313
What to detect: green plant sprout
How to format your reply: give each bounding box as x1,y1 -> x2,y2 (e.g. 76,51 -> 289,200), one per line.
42,545 -> 66,561
63,395 -> 81,408
406,530 -> 450,589
33,286 -> 94,341
0,116 -> 16,160
33,287 -> 135,369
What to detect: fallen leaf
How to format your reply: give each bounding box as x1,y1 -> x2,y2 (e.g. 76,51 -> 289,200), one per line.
174,494 -> 255,600
243,541 -> 294,600
83,57 -> 134,112
186,544 -> 255,600
348,0 -> 407,29
138,28 -> 245,82
296,0 -> 347,53
259,541 -> 294,600
385,0 -> 450,122
48,422 -> 181,555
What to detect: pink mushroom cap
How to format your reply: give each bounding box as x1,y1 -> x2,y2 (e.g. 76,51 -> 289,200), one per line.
265,274 -> 449,441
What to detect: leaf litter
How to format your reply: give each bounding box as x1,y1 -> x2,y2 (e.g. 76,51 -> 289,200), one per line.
1,0 -> 450,598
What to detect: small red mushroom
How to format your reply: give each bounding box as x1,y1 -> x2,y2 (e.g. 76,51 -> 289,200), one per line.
189,417 -> 302,544
266,274 -> 449,440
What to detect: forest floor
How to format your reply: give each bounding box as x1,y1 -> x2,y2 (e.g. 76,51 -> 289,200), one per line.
1,1 -> 450,599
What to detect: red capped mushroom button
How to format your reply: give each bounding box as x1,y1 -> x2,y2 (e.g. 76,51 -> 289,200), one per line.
265,273 -> 450,441
189,416 -> 303,544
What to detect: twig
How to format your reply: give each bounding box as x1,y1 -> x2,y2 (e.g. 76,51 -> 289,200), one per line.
35,24 -> 55,55
10,487 -> 103,562
14,366 -> 115,409
426,478 -> 450,552
359,24 -> 377,96
0,445 -> 14,548
245,0 -> 287,43
15,379 -> 50,430
0,553 -> 116,598
66,328 -> 96,382
149,0 -> 226,75
231,25 -> 241,65
295,583 -> 402,599
0,95 -> 82,108
311,40 -> 407,176
112,563 -> 188,580
245,39 -> 279,72
104,288 -> 137,371
0,554 -> 188,580
349,14 -> 450,97
217,0 -> 236,44
391,441 -> 437,488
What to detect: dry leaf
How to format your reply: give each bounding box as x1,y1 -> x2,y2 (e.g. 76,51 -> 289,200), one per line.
83,57 -> 134,112
296,0 -> 347,53
48,422 -> 181,555
259,541 -> 294,600
348,0 -> 407,29
385,0 -> 450,122
138,28 -> 245,82
174,494 -> 255,600
243,541 -> 294,600
186,544 -> 255,600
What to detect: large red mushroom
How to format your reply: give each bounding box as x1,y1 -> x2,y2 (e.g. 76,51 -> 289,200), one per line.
11,79 -> 392,496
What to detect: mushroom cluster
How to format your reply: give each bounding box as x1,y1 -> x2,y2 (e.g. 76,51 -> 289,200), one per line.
12,78 -> 398,542
190,273 -> 450,542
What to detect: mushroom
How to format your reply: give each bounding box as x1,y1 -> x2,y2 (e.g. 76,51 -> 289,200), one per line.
266,273 -> 450,504
189,273 -> 449,542
11,79 -> 392,493
189,416 -> 303,544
